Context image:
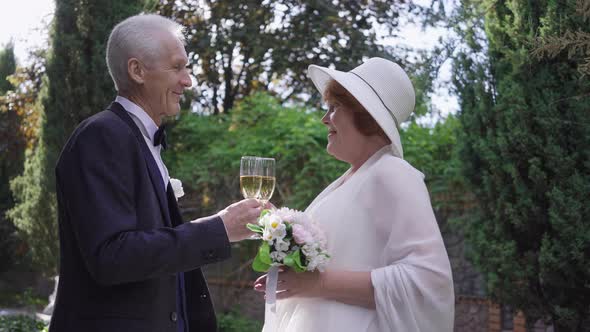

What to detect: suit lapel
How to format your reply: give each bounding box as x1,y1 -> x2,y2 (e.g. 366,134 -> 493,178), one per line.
166,183 -> 184,227
108,102 -> 173,227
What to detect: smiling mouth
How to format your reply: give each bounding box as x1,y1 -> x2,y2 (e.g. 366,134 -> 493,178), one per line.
328,130 -> 336,137
171,92 -> 183,101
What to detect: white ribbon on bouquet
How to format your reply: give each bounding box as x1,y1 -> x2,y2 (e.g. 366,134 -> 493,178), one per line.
263,265 -> 279,331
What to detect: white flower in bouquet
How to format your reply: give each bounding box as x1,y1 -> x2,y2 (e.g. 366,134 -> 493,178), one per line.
260,214 -> 286,242
308,254 -> 329,272
270,251 -> 287,262
301,243 -> 318,260
274,239 -> 290,252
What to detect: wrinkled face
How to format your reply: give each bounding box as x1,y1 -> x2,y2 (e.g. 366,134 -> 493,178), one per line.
142,35 -> 191,119
321,102 -> 368,163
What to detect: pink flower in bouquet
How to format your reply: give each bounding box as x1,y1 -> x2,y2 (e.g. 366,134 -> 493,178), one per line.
292,224 -> 313,245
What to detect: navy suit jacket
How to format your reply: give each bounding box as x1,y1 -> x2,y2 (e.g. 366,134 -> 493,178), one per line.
49,102 -> 231,332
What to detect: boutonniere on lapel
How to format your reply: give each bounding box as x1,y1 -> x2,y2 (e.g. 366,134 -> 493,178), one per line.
169,178 -> 185,201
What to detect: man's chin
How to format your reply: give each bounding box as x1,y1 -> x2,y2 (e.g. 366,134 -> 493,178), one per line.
166,104 -> 181,116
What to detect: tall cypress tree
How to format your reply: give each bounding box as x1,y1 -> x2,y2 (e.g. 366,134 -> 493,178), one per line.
0,43 -> 16,93
9,1 -> 145,275
0,43 -> 18,190
0,43 -> 20,272
454,1 -> 590,330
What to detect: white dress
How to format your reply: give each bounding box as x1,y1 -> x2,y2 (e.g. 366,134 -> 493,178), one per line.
266,145 -> 455,332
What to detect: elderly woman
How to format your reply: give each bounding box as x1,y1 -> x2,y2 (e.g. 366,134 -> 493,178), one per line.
255,58 -> 454,331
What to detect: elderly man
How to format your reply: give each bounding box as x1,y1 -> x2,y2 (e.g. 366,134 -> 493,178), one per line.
49,14 -> 260,332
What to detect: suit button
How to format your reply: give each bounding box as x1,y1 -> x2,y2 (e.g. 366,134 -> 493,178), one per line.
201,293 -> 208,299
170,311 -> 178,322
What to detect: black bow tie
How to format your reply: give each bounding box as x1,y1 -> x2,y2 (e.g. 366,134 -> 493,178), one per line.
153,125 -> 167,149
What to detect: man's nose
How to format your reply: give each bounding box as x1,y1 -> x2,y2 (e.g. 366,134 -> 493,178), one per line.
181,69 -> 192,88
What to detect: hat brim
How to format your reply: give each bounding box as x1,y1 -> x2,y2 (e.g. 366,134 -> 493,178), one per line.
308,65 -> 404,158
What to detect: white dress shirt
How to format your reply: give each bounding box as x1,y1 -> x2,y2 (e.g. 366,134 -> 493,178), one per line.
115,95 -> 169,188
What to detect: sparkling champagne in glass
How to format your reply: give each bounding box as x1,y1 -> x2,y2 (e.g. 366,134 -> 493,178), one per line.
240,156 -> 261,199
257,158 -> 276,204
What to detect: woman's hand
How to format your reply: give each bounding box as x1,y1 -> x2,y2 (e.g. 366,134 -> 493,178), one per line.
254,269 -> 375,308
254,268 -> 324,300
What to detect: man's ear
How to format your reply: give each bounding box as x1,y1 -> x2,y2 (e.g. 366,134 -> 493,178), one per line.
128,58 -> 145,85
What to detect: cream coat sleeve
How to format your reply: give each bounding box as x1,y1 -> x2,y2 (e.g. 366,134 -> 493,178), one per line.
359,156 -> 455,332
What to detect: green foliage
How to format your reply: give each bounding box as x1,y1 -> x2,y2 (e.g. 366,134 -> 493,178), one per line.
8,0 -> 145,275
0,315 -> 47,332
0,287 -> 48,312
0,43 -> 22,272
8,134 -> 59,273
0,287 -> 49,311
532,29 -> 590,78
15,288 -> 49,311
165,92 -> 347,216
452,0 -> 590,329
531,0 -> 590,77
0,42 -> 16,94
402,116 -> 469,219
218,308 -> 263,332
157,0 -> 412,113
0,48 -> 45,149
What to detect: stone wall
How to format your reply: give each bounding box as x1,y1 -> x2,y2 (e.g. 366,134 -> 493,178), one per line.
454,296 -> 490,332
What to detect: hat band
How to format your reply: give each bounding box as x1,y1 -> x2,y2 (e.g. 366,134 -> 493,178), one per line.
350,72 -> 400,129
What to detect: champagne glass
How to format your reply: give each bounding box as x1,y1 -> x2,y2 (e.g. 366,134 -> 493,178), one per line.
257,157 -> 276,205
240,156 -> 261,199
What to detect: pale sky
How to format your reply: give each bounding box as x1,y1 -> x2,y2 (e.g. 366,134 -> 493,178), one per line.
377,11 -> 459,120
0,0 -> 54,65
0,0 -> 457,117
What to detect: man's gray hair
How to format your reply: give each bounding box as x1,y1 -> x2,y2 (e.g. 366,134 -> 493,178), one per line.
106,14 -> 186,92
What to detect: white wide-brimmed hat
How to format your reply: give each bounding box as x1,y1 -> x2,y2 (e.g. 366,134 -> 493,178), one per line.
307,57 -> 415,158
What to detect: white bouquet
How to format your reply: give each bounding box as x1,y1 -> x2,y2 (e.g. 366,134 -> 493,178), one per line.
248,208 -> 330,331
247,207 -> 330,273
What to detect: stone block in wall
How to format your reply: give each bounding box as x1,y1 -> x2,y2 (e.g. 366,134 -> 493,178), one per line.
454,296 -> 490,332
513,310 -> 526,332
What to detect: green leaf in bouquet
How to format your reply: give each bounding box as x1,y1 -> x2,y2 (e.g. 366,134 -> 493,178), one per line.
260,209 -> 272,218
252,252 -> 271,272
252,242 -> 272,272
246,223 -> 263,234
293,249 -> 305,272
284,249 -> 305,273
259,241 -> 272,265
